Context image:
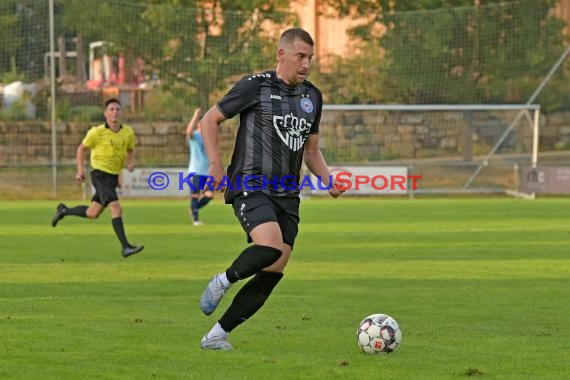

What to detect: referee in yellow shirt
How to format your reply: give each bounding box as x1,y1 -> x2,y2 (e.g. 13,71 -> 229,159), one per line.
51,98 -> 144,257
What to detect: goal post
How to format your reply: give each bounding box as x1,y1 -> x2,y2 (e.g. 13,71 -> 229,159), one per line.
320,104 -> 541,197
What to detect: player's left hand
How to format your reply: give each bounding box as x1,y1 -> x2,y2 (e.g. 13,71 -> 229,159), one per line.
127,163 -> 135,172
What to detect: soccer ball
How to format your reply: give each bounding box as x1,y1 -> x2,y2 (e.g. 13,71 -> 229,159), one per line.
357,313 -> 402,354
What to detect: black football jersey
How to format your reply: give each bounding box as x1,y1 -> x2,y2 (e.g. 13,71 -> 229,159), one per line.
217,70 -> 322,203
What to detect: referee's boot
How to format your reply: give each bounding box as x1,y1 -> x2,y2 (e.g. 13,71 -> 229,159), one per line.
51,203 -> 67,227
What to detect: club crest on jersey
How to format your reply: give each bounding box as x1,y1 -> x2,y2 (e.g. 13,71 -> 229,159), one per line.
273,113 -> 312,152
300,97 -> 313,113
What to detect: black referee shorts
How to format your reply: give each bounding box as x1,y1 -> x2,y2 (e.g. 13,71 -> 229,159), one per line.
232,192 -> 300,248
90,169 -> 119,207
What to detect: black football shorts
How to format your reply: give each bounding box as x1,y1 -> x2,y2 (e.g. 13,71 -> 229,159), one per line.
232,192 -> 300,247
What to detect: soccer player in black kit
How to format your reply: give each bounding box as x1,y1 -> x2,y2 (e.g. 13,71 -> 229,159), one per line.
198,27 -> 344,350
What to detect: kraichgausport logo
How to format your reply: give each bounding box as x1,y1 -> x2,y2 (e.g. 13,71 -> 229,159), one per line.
145,172 -> 422,192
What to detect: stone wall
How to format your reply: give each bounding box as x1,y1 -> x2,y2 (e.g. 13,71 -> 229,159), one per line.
2,111 -> 570,166
0,120 -> 239,166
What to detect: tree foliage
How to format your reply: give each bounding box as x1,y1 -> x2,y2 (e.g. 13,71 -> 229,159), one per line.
1,0 -> 569,112
322,0 -> 567,104
0,1 -> 52,82
58,0 -> 295,109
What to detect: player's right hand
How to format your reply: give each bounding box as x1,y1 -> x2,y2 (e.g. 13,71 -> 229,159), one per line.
75,173 -> 85,182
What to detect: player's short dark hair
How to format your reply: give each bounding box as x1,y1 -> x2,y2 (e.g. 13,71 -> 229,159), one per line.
280,28 -> 314,47
104,97 -> 121,108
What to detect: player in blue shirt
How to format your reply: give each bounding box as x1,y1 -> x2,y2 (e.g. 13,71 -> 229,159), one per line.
186,108 -> 213,226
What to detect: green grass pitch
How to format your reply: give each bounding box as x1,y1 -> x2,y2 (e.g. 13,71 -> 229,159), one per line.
0,197 -> 569,379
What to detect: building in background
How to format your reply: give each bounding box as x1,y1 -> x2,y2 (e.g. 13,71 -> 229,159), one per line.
291,0 -> 363,67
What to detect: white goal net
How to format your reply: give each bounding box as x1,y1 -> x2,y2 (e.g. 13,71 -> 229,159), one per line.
319,104 -> 541,197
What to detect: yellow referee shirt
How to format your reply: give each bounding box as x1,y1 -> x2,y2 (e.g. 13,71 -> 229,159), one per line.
82,123 -> 136,175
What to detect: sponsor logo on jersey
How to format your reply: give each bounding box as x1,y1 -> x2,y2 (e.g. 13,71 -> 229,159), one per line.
273,113 -> 312,151
270,94 -> 282,100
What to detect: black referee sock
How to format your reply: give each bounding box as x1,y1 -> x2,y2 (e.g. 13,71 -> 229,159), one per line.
225,245 -> 282,283
111,217 -> 131,249
219,271 -> 284,333
65,205 -> 88,217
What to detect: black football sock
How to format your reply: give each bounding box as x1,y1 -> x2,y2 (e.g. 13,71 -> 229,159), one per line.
112,217 -> 131,249
197,197 -> 211,209
219,271 -> 283,333
225,245 -> 282,283
65,205 -> 88,217
191,198 -> 199,220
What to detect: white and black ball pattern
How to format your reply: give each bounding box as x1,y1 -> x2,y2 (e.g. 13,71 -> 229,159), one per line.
357,313 -> 402,354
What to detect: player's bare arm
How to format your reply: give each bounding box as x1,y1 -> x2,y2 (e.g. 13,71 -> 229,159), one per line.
126,150 -> 135,172
303,134 -> 344,198
75,143 -> 88,182
201,105 -> 227,191
186,107 -> 202,139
